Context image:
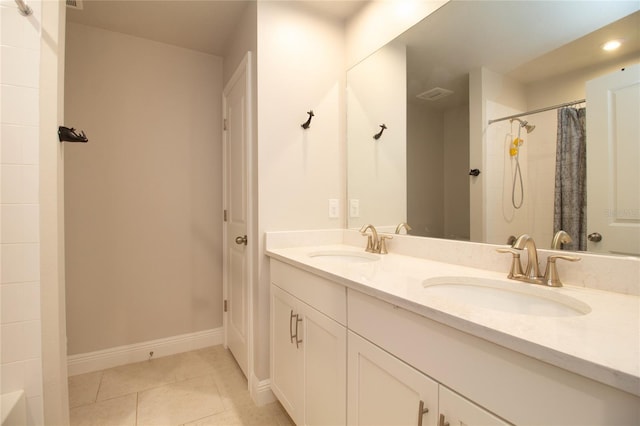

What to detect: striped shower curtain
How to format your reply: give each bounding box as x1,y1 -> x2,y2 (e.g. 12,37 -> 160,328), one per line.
553,107 -> 587,251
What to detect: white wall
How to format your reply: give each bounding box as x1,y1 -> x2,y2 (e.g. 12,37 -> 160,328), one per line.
64,23 -> 223,355
256,0 -> 345,380
0,1 -> 45,424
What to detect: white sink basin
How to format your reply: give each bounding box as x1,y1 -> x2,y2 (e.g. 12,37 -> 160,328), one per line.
423,276 -> 591,317
308,250 -> 380,263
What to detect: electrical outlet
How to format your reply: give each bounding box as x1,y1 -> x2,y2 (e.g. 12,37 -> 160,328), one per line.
350,199 -> 360,218
328,199 -> 339,218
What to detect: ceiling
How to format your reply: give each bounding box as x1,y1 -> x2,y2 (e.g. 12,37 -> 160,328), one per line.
66,0 -> 367,56
397,1 -> 639,109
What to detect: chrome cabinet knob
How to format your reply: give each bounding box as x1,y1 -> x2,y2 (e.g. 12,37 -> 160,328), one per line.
235,235 -> 248,245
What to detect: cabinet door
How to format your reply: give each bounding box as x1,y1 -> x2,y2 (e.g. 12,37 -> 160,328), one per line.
439,386 -> 509,426
271,284 -> 302,423
348,331 -> 439,426
302,302 -> 347,426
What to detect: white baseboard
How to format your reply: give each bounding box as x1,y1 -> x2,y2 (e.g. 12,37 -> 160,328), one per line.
67,328 -> 224,376
250,373 -> 276,406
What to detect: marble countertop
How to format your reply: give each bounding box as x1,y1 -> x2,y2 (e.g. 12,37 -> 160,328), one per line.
266,243 -> 640,397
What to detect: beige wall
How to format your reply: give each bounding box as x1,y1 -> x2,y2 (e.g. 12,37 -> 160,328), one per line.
443,104 -> 470,240
223,2 -> 257,86
64,23 -> 223,355
407,104 -> 444,237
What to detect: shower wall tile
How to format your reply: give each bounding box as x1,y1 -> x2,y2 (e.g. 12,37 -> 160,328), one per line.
0,1 -> 41,49
0,2 -> 44,424
1,282 -> 40,322
0,243 -> 40,283
1,360 -> 25,393
1,204 -> 40,243
0,353 -> 42,399
0,46 -> 39,88
0,84 -> 39,126
24,358 -> 43,397
0,164 -> 39,203
0,320 -> 42,362
1,125 -> 40,165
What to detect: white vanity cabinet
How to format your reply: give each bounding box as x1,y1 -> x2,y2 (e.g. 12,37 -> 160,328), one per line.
348,289 -> 639,426
348,331 -> 438,426
348,331 -> 508,426
269,256 -> 639,426
438,386 -> 509,426
270,260 -> 347,426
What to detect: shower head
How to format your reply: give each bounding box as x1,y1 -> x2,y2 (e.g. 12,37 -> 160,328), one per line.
511,118 -> 535,134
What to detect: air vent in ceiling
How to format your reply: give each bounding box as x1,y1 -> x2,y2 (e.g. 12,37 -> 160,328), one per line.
416,87 -> 454,101
66,0 -> 83,10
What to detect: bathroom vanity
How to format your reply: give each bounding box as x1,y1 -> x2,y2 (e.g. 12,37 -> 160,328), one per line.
267,230 -> 640,426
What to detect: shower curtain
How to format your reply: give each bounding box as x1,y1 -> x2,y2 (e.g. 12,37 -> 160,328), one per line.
553,107 -> 587,251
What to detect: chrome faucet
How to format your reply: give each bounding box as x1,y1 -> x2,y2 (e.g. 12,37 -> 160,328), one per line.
359,224 -> 392,254
395,222 -> 412,234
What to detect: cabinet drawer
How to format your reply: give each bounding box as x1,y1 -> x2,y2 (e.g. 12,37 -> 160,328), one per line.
348,289 -> 640,426
271,259 -> 347,325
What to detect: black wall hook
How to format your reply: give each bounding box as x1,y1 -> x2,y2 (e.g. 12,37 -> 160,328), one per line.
469,168 -> 481,176
373,124 -> 387,140
58,126 -> 88,143
301,111 -> 314,129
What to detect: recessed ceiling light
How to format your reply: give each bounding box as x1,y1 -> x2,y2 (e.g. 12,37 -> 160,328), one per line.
602,40 -> 622,51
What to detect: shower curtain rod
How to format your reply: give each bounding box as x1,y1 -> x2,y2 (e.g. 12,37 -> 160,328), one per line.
488,98 -> 585,125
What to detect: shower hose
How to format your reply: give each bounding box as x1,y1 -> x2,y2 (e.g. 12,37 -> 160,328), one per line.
512,125 -> 524,209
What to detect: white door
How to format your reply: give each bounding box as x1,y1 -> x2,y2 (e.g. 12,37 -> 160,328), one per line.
347,331 -> 438,426
223,53 -> 252,377
586,64 -> 640,255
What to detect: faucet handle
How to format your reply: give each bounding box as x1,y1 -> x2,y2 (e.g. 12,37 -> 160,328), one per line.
496,248 -> 524,279
544,255 -> 581,287
378,235 -> 393,254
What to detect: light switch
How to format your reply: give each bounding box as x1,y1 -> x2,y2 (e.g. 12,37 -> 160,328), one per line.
350,199 -> 360,218
329,199 -> 339,218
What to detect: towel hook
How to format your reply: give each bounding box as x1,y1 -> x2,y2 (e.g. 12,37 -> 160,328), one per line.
301,110 -> 314,129
373,124 -> 387,140
58,126 -> 88,143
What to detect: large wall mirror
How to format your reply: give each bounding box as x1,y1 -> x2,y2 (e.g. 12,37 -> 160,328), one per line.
347,1 -> 640,255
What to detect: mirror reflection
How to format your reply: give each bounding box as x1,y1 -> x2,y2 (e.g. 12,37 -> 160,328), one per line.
347,1 -> 640,255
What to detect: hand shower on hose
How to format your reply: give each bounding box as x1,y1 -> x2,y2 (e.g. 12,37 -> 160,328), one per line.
509,118 -> 535,209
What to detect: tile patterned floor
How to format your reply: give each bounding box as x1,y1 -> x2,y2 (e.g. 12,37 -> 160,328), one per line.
68,345 -> 295,426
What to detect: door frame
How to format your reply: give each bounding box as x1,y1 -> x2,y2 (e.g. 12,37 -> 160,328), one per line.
222,51 -> 254,388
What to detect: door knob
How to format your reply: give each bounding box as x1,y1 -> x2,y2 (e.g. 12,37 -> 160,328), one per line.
235,235 -> 248,245
588,232 -> 602,242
